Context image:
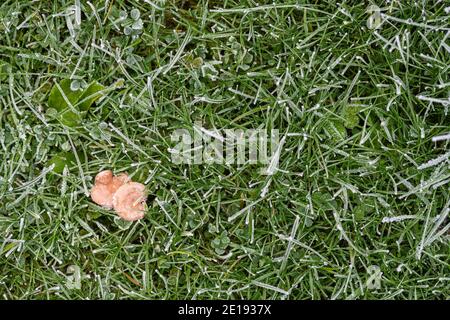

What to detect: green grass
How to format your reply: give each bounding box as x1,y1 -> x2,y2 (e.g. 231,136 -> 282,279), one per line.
0,0 -> 449,299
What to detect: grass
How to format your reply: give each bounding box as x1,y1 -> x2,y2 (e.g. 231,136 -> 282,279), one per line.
0,0 -> 449,299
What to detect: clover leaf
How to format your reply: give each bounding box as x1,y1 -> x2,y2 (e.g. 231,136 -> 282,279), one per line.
47,79 -> 105,126
46,151 -> 77,174
47,150 -> 86,174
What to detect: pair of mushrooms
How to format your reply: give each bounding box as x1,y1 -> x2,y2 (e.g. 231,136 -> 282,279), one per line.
90,170 -> 147,221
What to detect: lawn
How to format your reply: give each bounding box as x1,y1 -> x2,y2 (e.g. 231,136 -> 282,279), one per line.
0,0 -> 449,299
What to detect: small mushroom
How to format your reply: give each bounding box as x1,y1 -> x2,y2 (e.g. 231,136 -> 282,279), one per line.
112,182 -> 147,221
91,170 -> 130,209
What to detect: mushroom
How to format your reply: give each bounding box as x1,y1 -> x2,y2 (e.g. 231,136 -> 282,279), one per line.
90,170 -> 130,209
112,182 -> 147,221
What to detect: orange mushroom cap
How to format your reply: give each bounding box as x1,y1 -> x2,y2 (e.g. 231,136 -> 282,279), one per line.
112,182 -> 147,221
91,170 -> 130,209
